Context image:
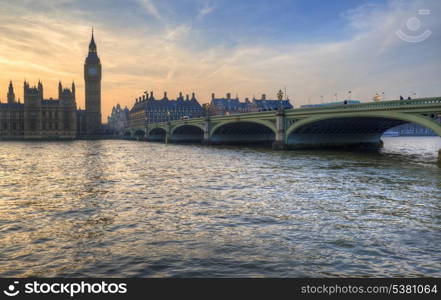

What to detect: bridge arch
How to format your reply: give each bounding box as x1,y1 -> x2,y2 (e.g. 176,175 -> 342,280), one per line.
170,124 -> 205,135
134,129 -> 145,139
210,120 -> 276,145
285,111 -> 441,149
147,127 -> 167,142
146,126 -> 168,135
123,130 -> 132,138
210,119 -> 277,136
170,125 -> 204,143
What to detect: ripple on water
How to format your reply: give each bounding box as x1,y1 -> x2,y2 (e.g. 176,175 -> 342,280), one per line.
0,138 -> 440,277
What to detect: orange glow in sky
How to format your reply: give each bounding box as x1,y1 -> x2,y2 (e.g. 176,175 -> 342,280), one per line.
1,0 -> 440,122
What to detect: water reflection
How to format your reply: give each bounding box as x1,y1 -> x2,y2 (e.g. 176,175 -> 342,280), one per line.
0,137 -> 440,277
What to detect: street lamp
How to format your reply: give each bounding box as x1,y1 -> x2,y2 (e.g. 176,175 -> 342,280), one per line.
277,89 -> 284,112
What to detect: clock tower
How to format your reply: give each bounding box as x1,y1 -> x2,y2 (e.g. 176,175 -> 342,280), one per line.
84,29 -> 102,135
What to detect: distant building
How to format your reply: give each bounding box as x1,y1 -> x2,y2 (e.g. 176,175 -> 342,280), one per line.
209,93 -> 293,116
209,93 -> 249,115
0,81 -> 77,139
384,123 -> 437,136
129,91 -> 203,128
108,104 -> 130,134
84,29 -> 102,135
0,30 -> 103,140
251,94 -> 293,112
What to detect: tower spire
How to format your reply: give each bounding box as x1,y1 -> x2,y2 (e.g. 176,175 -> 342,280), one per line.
58,81 -> 62,99
7,80 -> 15,104
89,27 -> 97,53
72,81 -> 76,99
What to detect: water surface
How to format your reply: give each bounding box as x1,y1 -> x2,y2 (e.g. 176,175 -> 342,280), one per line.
0,137 -> 440,277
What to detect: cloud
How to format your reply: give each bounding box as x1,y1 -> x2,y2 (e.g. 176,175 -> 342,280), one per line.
137,0 -> 164,21
0,0 -> 439,120
197,1 -> 215,20
165,24 -> 192,42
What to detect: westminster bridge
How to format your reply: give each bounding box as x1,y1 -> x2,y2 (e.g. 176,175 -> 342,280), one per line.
125,97 -> 441,161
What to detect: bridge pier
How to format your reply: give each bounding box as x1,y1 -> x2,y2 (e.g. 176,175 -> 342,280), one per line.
165,122 -> 171,144
272,111 -> 286,150
272,140 -> 286,150
379,139 -> 384,149
438,149 -> 441,165
202,119 -> 211,145
202,137 -> 211,145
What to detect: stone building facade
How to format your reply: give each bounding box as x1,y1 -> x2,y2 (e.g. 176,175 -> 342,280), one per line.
129,91 -> 203,129
0,81 -> 77,139
84,30 -> 102,135
0,31 -> 102,140
108,104 -> 130,135
208,93 -> 293,115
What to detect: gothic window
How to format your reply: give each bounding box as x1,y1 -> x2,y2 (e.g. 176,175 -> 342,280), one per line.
64,112 -> 70,129
30,111 -> 37,130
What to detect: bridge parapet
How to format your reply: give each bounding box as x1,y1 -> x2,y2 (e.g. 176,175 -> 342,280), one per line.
128,97 -> 441,163
286,97 -> 441,116
140,97 -> 441,128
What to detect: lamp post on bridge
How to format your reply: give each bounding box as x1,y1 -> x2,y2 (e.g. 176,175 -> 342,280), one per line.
202,103 -> 211,146
439,149 -> 441,165
273,89 -> 286,150
277,89 -> 284,112
165,111 -> 171,144
144,115 -> 148,141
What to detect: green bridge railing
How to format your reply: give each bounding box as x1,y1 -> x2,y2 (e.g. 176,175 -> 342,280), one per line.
144,97 -> 441,127
288,97 -> 441,114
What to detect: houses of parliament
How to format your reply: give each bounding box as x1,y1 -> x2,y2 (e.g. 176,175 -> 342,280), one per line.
0,31 -> 102,139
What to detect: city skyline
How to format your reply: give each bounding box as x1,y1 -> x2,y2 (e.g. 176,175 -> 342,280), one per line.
0,0 -> 440,121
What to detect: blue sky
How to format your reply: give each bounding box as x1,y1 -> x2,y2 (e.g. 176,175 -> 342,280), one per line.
0,0 -> 440,119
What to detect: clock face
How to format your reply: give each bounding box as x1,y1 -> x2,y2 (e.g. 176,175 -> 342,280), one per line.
88,67 -> 98,76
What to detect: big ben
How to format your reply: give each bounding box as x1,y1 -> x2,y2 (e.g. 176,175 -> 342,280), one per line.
84,29 -> 102,135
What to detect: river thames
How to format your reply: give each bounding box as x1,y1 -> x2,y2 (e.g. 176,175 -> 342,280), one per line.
0,137 -> 440,277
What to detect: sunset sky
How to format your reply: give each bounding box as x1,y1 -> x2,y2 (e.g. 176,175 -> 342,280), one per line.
0,0 -> 440,121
